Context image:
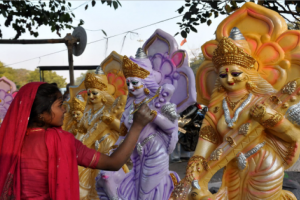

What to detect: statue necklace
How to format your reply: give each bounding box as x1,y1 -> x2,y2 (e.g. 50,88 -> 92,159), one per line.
223,93 -> 252,128
226,93 -> 249,110
87,105 -> 105,126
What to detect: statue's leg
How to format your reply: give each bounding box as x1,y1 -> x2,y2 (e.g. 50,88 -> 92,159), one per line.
79,167 -> 92,200
139,134 -> 174,200
216,144 -> 290,200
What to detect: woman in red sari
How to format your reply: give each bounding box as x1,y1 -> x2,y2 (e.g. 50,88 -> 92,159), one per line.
0,82 -> 153,200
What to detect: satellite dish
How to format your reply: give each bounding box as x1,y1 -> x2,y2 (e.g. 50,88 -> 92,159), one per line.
72,26 -> 87,56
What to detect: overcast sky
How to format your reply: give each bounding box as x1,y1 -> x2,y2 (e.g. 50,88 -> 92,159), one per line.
0,1 -> 227,83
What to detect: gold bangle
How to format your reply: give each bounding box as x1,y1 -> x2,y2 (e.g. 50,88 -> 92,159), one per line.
199,125 -> 219,144
150,110 -> 157,122
186,155 -> 210,183
261,112 -> 283,128
102,116 -> 115,125
253,105 -> 266,119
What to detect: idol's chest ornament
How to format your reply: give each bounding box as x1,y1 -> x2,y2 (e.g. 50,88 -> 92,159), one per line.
223,93 -> 252,128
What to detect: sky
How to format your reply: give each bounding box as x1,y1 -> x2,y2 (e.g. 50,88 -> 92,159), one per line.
0,1 -> 227,84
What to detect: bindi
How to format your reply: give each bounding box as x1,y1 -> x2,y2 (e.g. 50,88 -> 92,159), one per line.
226,68 -> 229,72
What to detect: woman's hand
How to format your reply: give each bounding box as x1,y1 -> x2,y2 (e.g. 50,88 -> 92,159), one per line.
96,103 -> 153,171
132,103 -> 154,129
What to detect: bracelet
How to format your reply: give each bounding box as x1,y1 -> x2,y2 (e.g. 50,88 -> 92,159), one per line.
199,125 -> 219,144
252,105 -> 266,119
102,115 -> 115,125
150,110 -> 158,122
186,155 -> 210,183
261,112 -> 283,128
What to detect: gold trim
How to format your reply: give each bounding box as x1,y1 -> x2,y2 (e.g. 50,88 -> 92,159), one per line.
170,173 -> 178,186
177,72 -> 190,108
144,34 -> 171,55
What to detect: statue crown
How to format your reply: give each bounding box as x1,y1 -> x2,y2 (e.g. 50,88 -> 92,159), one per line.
122,56 -> 150,79
212,37 -> 256,70
71,96 -> 85,113
84,73 -> 108,91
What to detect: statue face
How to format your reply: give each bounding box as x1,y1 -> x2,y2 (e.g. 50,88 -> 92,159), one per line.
87,88 -> 102,104
72,110 -> 83,121
126,77 -> 144,97
218,64 -> 247,92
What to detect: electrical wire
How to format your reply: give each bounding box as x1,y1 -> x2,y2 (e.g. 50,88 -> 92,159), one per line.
3,14 -> 184,67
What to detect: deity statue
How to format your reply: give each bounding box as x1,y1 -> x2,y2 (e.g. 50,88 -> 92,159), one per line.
170,2 -> 300,200
0,76 -> 17,127
62,94 -> 86,137
63,52 -> 128,200
96,29 -> 197,200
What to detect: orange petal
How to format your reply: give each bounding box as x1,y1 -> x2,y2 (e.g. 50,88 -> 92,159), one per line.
277,30 -> 300,52
255,42 -> 284,65
201,40 -> 218,60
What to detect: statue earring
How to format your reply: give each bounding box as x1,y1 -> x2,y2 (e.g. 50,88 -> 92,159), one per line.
218,85 -> 226,93
144,87 -> 150,95
101,98 -> 107,104
246,81 -> 257,91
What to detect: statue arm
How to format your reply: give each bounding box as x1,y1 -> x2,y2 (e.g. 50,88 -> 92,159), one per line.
251,103 -> 299,143
152,112 -> 177,134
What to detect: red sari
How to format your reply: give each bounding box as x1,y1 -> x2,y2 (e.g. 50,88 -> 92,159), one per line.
0,82 -> 100,200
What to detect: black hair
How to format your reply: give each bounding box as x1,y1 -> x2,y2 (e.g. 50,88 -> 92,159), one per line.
28,83 -> 62,127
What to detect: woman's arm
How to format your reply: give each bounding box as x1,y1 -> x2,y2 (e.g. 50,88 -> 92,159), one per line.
96,103 -> 153,171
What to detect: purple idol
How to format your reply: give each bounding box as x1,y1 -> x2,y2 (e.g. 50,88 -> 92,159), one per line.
96,29 -> 197,200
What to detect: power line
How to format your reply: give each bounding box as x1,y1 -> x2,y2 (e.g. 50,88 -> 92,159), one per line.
3,14 -> 184,67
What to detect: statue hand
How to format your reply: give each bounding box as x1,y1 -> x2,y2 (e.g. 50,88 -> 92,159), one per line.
250,103 -> 281,126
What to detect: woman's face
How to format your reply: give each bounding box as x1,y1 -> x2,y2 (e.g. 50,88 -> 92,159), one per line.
218,64 -> 248,92
72,110 -> 83,121
43,95 -> 66,127
87,88 -> 102,104
126,77 -> 144,97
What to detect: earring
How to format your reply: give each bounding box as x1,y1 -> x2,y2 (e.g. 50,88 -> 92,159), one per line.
144,88 -> 150,95
218,85 -> 225,93
39,115 -> 44,122
101,98 -> 107,104
246,81 -> 257,91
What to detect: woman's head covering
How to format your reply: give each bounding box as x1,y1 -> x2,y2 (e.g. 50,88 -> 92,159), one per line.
0,82 -> 81,200
0,82 -> 43,199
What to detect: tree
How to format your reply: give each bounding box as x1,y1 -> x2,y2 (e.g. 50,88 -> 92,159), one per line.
75,70 -> 95,85
27,69 -> 67,88
0,0 -> 122,39
0,63 -> 67,89
190,53 -> 205,76
175,0 -> 300,38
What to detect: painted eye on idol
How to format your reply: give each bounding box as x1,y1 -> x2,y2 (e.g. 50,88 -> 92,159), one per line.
127,82 -> 130,87
219,74 -> 227,78
231,72 -> 242,77
131,81 -> 138,85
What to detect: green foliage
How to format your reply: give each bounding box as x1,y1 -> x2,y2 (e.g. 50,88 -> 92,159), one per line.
176,0 -> 300,38
75,70 -> 95,85
0,63 -> 67,89
190,53 -> 205,76
0,0 -> 122,39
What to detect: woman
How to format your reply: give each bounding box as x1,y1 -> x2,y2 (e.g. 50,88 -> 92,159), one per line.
171,28 -> 300,200
0,82 -> 153,200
